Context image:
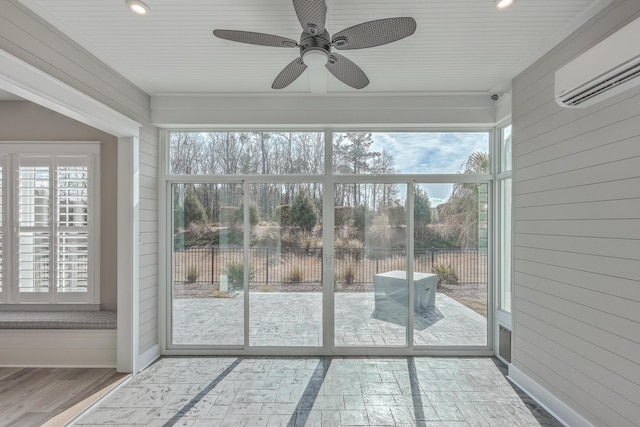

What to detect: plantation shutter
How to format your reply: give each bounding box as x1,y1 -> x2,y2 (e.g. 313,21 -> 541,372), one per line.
16,156 -> 94,303
0,160 -> 3,298
56,158 -> 90,298
17,157 -> 51,302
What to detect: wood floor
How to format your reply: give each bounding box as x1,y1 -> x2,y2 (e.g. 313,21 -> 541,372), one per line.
0,367 -> 129,427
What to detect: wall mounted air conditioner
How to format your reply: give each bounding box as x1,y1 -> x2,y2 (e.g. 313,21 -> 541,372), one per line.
555,16 -> 640,108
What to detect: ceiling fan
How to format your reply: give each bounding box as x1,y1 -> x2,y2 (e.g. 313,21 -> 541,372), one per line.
213,0 -> 417,90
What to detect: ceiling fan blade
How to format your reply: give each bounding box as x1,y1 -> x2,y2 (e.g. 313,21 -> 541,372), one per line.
292,0 -> 327,36
332,17 -> 417,50
272,58 -> 308,89
213,29 -> 298,48
325,53 -> 369,89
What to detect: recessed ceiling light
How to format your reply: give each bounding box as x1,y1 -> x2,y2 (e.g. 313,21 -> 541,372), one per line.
494,0 -> 515,9
126,0 -> 150,15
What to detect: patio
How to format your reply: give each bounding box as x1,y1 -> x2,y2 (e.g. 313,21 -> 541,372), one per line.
172,292 -> 487,347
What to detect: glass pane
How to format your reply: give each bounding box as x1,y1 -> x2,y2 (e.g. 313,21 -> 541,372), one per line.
19,165 -> 50,294
249,183 -> 323,347
500,179 -> 512,313
57,166 -> 89,227
19,232 -> 49,293
501,125 -> 512,172
413,183 -> 488,346
56,166 -> 89,293
169,132 -> 325,175
171,183 -> 244,345
19,165 -> 50,227
333,132 -> 490,175
56,232 -> 88,292
334,183 -> 408,347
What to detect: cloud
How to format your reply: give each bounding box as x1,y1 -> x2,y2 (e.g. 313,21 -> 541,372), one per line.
370,132 -> 488,175
367,132 -> 488,205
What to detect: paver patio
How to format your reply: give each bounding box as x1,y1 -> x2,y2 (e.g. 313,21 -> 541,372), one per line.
172,292 -> 487,347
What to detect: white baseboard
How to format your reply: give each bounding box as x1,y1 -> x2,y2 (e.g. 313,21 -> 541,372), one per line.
137,344 -> 160,373
0,329 -> 116,367
508,365 -> 594,427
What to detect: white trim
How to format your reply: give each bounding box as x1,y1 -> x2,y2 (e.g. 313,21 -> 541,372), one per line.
1,149 -> 99,305
117,136 -> 140,373
0,329 -> 116,367
151,94 -> 496,128
158,131 -> 168,354
0,48 -> 142,375
0,142 -> 101,154
138,343 -> 161,372
509,365 -> 594,427
0,49 -> 140,138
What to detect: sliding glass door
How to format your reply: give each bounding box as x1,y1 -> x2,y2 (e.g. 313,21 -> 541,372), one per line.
248,183 -> 323,347
171,183 -> 244,346
334,182 -> 409,347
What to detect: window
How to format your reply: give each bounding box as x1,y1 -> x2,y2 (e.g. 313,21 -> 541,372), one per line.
0,143 -> 99,305
497,125 -> 512,313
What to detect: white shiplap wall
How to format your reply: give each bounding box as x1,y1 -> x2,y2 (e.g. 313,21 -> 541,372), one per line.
0,0 -> 159,360
512,1 -> 640,425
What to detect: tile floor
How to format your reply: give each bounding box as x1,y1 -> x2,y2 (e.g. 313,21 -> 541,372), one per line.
73,357 -> 561,426
173,292 -> 487,347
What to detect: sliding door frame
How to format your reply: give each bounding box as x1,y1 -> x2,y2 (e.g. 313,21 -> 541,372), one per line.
161,129 -> 495,357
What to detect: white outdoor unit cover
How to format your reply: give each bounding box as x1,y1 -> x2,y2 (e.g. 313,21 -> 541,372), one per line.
555,16 -> 640,108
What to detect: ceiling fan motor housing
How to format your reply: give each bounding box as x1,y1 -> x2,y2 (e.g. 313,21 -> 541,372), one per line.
300,30 -> 331,65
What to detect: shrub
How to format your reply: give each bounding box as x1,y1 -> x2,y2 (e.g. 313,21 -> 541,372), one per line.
220,226 -> 243,245
288,265 -> 305,283
280,228 -> 299,250
186,265 -> 200,283
289,193 -> 317,231
334,206 -> 352,227
275,205 -> 290,226
220,206 -> 238,225
186,221 -> 210,239
432,263 -> 459,285
414,187 -> 432,224
232,203 -> 259,227
335,238 -> 364,261
388,205 -> 405,227
178,188 -> 207,228
414,224 -> 458,249
352,205 -> 372,232
341,261 -> 356,286
369,214 -> 390,249
226,261 -> 254,290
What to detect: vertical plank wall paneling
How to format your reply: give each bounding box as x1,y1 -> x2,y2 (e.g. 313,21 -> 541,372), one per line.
512,1 -> 640,426
0,0 -> 159,358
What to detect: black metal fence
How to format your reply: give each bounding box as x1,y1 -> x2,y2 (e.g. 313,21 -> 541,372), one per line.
173,247 -> 487,286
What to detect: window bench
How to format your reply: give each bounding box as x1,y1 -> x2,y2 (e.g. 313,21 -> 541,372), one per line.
0,310 -> 116,330
0,311 -> 117,368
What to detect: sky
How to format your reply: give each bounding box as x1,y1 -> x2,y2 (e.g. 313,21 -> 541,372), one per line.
369,132 -> 489,206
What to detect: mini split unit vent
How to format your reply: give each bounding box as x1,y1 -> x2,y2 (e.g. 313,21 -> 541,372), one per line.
555,16 -> 640,108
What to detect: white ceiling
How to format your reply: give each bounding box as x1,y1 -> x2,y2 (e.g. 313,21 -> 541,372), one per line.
17,0 -> 610,97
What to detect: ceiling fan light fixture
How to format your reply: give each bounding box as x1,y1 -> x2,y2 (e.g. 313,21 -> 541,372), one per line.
126,0 -> 150,15
302,49 -> 329,68
494,0 -> 515,9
